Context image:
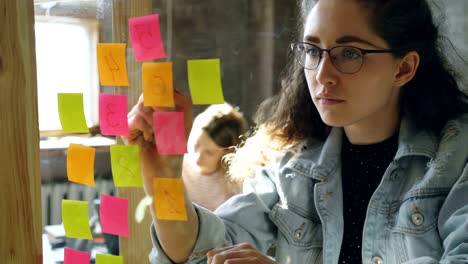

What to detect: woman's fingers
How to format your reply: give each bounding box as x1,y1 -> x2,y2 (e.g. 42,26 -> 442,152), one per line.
173,89 -> 193,136
128,114 -> 153,141
206,243 -> 276,264
206,245 -> 236,259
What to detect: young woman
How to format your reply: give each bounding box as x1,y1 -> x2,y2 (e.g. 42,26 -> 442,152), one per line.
182,103 -> 247,211
126,0 -> 468,263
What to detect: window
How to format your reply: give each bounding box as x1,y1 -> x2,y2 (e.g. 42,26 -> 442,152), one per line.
35,15 -> 99,132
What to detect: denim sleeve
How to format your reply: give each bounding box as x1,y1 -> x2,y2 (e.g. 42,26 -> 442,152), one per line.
402,163 -> 468,264
437,162 -> 468,263
149,167 -> 280,264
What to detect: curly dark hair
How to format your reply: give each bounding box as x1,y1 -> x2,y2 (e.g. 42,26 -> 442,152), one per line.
255,0 -> 468,146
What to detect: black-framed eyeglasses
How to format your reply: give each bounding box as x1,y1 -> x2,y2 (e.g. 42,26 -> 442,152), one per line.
290,42 -> 396,74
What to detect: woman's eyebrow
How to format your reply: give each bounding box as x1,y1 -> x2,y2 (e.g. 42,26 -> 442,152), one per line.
336,35 -> 379,47
304,34 -> 379,48
304,35 -> 320,43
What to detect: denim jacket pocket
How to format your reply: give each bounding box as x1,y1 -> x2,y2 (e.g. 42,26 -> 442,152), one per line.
387,194 -> 446,235
270,203 -> 323,247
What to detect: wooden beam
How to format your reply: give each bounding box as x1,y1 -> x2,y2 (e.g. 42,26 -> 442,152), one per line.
0,0 -> 42,263
113,0 -> 154,263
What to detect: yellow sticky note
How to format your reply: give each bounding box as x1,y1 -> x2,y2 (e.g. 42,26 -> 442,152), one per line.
67,144 -> 96,186
187,58 -> 225,105
153,178 -> 188,221
57,93 -> 89,133
96,254 -> 123,264
62,200 -> 93,240
142,62 -> 174,107
97,43 -> 130,86
110,145 -> 143,187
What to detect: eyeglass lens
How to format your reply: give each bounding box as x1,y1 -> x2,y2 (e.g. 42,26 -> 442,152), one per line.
293,43 -> 364,74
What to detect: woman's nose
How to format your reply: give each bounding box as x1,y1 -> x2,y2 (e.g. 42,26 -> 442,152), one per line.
195,154 -> 203,165
314,53 -> 338,86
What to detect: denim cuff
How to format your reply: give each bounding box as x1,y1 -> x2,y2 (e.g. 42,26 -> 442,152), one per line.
149,205 -> 227,264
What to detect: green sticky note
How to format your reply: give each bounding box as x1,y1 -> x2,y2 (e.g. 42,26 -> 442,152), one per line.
110,145 -> 143,187
62,200 -> 93,240
96,254 -> 123,264
187,58 -> 225,104
57,93 -> 89,133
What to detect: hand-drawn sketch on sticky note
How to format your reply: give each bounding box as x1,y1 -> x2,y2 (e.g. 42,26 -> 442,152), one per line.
129,14 -> 166,61
99,94 -> 129,136
142,62 -> 174,107
110,145 -> 143,187
187,58 -> 225,104
67,143 -> 96,187
153,178 -> 188,221
97,43 -> 129,86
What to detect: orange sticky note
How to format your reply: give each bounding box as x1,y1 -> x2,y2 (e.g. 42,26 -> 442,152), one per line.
142,62 -> 174,107
67,143 -> 96,186
97,43 -> 130,86
153,178 -> 187,221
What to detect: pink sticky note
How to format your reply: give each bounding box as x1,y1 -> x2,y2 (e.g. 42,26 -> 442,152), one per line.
99,94 -> 129,136
100,194 -> 129,237
64,248 -> 91,264
153,112 -> 188,155
129,14 -> 166,61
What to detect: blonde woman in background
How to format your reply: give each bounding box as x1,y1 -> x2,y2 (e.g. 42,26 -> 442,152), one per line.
183,103 -> 248,211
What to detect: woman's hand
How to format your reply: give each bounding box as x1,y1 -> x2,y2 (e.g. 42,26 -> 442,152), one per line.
207,243 -> 277,264
123,90 -> 193,196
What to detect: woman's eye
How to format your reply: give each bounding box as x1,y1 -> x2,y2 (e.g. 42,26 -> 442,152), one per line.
341,48 -> 361,59
204,150 -> 215,156
306,47 -> 321,57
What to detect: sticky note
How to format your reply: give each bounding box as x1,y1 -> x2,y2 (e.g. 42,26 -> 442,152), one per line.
57,93 -> 89,133
96,254 -> 123,264
97,43 -> 130,86
100,194 -> 129,237
67,144 -> 96,186
153,112 -> 187,155
129,14 -> 166,61
62,200 -> 93,240
99,94 -> 130,136
110,145 -> 142,187
64,248 -> 91,264
187,59 -> 225,104
142,62 -> 174,107
153,178 -> 187,221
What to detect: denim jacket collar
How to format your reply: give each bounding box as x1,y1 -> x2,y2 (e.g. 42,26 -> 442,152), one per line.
283,117 -> 438,181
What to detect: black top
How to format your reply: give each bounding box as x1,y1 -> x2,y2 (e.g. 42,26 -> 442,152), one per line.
338,133 -> 399,264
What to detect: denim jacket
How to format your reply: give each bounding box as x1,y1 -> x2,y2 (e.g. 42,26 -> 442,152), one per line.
149,116 -> 468,264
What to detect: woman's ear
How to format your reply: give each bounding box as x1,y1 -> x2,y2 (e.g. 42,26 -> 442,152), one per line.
394,51 -> 420,88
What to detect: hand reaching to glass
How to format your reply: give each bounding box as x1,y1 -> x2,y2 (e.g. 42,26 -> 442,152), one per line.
124,90 -> 193,196
123,90 -> 199,263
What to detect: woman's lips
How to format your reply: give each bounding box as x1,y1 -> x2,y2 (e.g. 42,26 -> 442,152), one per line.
318,97 -> 345,105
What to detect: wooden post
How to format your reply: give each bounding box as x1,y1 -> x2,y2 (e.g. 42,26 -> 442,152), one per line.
113,0 -> 154,263
0,0 -> 42,263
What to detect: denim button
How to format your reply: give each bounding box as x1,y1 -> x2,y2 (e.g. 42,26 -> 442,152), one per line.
412,213 -> 424,226
294,229 -> 303,240
372,256 -> 383,264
